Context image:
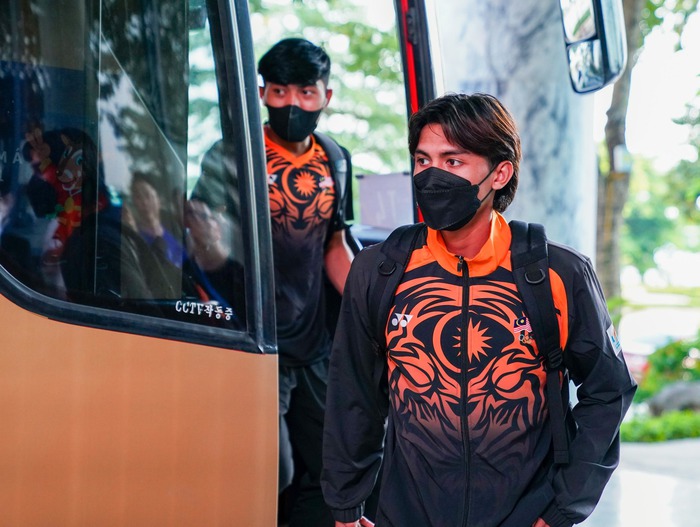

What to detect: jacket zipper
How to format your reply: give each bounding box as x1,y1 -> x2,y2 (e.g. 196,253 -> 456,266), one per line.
458,255 -> 471,527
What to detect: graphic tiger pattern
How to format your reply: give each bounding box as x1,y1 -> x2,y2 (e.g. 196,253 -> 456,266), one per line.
386,262 -> 548,465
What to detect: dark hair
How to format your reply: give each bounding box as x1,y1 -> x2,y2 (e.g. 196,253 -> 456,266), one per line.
408,93 -> 521,213
258,38 -> 331,87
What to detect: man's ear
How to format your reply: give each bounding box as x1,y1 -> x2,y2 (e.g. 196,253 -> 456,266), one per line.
259,85 -> 265,100
324,88 -> 333,106
491,161 -> 514,190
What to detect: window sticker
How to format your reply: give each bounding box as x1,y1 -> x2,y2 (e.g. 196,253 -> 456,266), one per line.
175,300 -> 235,321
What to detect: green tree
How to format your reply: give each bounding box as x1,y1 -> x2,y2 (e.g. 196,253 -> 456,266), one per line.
99,0 -> 189,175
249,0 -> 410,175
620,157 -> 680,273
666,90 -> 700,229
597,0 -> 699,302
622,88 -> 700,272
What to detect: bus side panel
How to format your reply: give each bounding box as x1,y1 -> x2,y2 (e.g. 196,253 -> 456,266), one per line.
0,296 -> 277,526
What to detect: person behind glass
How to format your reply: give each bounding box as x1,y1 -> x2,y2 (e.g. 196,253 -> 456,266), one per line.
183,197 -> 245,326
258,37 -> 354,527
129,171 -> 184,268
191,140 -> 243,261
321,93 -> 637,527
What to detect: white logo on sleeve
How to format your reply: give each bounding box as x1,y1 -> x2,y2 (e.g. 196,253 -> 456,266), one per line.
607,324 -> 622,355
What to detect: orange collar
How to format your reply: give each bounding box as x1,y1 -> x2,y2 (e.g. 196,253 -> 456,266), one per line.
264,127 -> 317,166
426,212 -> 512,277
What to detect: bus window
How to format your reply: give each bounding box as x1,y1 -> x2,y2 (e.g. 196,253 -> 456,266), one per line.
0,0 -> 271,352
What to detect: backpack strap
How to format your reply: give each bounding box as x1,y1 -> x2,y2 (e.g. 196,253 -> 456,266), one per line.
314,131 -> 362,254
510,220 -> 570,465
313,131 -> 350,222
368,223 -> 426,350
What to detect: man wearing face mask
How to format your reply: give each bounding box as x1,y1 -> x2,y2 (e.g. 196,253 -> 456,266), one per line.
257,38 -> 354,527
321,93 -> 636,527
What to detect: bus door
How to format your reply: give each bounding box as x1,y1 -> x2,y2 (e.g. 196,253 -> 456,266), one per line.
0,0 -> 276,525
244,0 -> 441,249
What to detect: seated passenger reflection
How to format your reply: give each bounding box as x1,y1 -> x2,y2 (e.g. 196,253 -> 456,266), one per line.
190,140 -> 243,261
31,131 -> 179,302
62,193 -> 193,303
184,198 -> 245,324
23,127 -> 101,264
130,172 -> 184,268
23,126 -> 107,297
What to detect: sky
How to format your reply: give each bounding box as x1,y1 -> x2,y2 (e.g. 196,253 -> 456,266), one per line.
594,11 -> 700,172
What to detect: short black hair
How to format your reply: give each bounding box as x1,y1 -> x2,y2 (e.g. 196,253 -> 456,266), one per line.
408,93 -> 521,213
258,38 -> 331,87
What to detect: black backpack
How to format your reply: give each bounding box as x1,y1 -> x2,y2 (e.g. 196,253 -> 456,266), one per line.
368,220 -> 571,465
314,131 -> 353,230
314,131 -> 363,336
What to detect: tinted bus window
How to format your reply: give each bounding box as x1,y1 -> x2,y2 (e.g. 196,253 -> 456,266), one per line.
0,1 -> 260,345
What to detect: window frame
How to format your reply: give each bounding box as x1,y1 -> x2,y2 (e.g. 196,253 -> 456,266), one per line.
0,0 -> 276,355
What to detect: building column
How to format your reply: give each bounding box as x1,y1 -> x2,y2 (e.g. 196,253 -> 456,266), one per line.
434,0 -> 597,255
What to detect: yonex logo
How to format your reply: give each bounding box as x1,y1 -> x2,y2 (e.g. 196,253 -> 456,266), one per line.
391,313 -> 413,328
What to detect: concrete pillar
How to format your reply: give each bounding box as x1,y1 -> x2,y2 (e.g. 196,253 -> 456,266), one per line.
433,0 -> 597,255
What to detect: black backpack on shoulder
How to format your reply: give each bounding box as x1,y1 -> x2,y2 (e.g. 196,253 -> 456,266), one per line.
368,220 -> 571,465
313,131 -> 353,232
314,131 -> 363,337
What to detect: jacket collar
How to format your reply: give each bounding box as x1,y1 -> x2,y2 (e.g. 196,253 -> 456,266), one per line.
426,212 -> 512,277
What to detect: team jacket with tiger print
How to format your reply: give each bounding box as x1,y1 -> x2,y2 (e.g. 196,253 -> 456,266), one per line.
265,130 -> 344,366
321,212 -> 637,527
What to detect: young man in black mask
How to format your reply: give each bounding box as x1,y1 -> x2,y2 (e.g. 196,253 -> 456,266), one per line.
321,93 -> 637,527
258,38 -> 354,527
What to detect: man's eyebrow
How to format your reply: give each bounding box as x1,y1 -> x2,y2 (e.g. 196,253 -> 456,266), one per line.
442,148 -> 470,156
414,147 -> 470,157
413,148 -> 429,157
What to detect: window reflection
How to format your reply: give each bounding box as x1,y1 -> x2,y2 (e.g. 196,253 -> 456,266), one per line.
568,40 -> 604,93
129,172 -> 185,270
560,0 -> 597,43
0,0 -> 246,331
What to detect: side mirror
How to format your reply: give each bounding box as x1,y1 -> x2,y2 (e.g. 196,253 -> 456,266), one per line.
559,0 -> 627,93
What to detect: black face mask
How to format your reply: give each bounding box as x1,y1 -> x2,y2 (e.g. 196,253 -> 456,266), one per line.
414,165 -> 495,231
266,105 -> 323,142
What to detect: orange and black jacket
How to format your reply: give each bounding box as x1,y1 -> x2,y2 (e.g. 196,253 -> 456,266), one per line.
322,213 -> 637,527
265,131 -> 345,365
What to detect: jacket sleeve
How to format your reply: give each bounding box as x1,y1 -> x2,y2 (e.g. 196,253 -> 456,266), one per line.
542,251 -> 637,527
321,246 -> 389,523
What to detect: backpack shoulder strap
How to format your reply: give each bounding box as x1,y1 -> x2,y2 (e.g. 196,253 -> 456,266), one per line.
368,223 -> 426,350
510,220 -> 569,465
314,131 -> 349,220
